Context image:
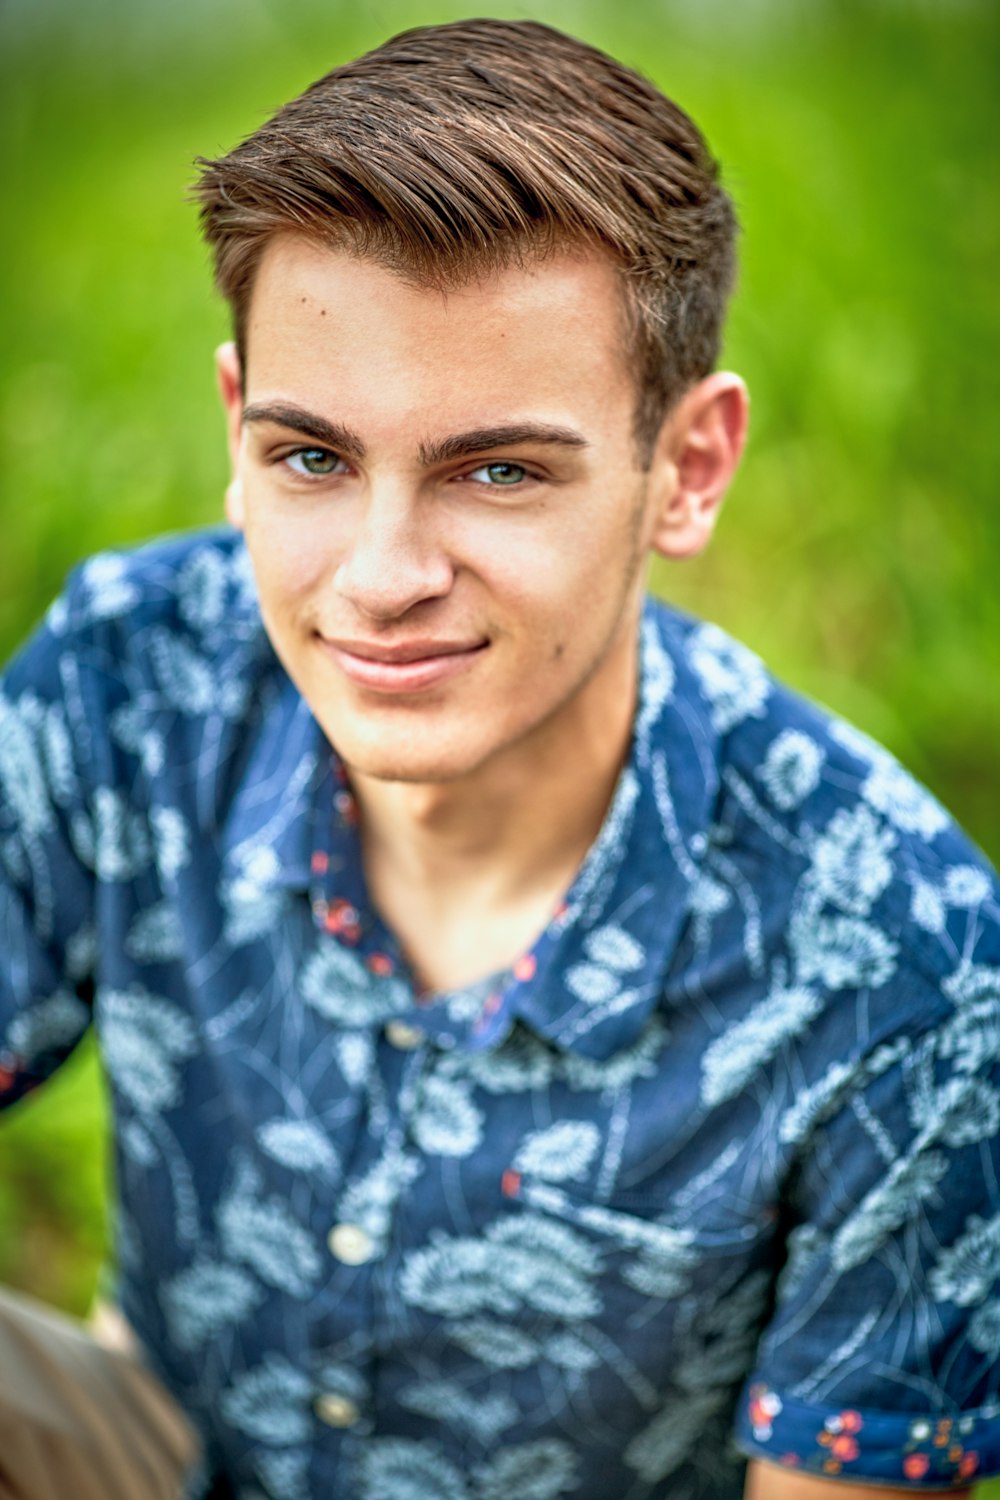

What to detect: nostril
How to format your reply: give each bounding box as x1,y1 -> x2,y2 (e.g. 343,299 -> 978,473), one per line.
331,550 -> 454,618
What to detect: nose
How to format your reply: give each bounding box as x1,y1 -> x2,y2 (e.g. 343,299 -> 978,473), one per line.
332,485 -> 454,621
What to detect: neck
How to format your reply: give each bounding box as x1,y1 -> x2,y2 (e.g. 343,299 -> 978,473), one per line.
350,613 -> 642,920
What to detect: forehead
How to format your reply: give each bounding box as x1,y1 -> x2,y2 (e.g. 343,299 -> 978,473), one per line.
242,236 -> 636,436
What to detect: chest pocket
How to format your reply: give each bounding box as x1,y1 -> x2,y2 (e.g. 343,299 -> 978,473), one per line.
506,1172 -> 778,1305
419,1169 -> 780,1415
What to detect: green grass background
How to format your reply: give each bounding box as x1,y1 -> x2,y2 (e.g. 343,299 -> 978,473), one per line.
1,0 -> 998,1479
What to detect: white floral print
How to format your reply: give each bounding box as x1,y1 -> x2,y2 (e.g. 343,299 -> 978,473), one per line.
178,546 -> 230,632
625,1389 -> 728,1482
450,1317 -> 540,1369
862,758 -> 949,839
937,997 -> 1000,1075
412,1074 -> 483,1157
929,1211 -> 1000,1306
475,1440 -> 579,1500
151,806 -> 191,880
399,1380 -> 518,1442
218,1159 -> 322,1297
688,624 -> 770,733
622,1228 -> 700,1299
968,1301 -> 1000,1357
336,1142 -> 423,1251
220,1355 -> 313,1444
789,906 -> 898,990
944,864 -> 993,907
911,878 -> 947,933
300,941 -> 409,1026
162,1258 -> 263,1351
99,985 -> 197,1110
254,1449 -> 310,1500
257,1118 -> 340,1174
832,1151 -> 948,1272
757,729 -> 824,810
125,900 -> 184,964
701,982 -> 822,1107
8,990 -> 89,1061
514,1120 -> 600,1182
149,627 -> 217,716
0,693 -> 54,836
357,1440 -> 470,1500
2,531 -> 998,1500
77,787 -> 152,881
807,803 -> 896,916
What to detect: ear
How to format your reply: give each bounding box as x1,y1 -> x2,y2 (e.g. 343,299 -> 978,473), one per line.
645,372 -> 749,559
216,341 -> 246,529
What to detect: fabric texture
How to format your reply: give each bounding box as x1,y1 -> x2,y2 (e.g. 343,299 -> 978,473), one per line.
1,526 -> 998,1498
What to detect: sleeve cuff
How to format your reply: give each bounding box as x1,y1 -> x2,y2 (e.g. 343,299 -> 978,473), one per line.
735,1376 -> 1000,1488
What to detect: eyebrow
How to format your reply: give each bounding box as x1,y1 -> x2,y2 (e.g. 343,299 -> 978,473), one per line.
242,402 -> 589,466
243,403 -> 365,460
422,423 -> 589,465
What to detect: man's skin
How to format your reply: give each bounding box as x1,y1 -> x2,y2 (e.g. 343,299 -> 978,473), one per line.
746,1473 -> 972,1500
218,239 -> 745,992
216,237 -> 974,1500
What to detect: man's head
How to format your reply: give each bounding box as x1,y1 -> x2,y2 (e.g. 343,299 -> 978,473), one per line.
196,22 -> 748,788
195,18 -> 738,465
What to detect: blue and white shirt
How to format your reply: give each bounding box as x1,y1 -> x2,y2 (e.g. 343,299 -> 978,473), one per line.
1,527 -> 999,1499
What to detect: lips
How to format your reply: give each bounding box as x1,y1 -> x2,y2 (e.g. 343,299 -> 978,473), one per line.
318,635 -> 489,692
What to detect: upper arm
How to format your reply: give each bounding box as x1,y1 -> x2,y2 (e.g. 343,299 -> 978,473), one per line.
731,833 -> 1000,1490
745,1459 -> 973,1499
0,582 -> 102,1107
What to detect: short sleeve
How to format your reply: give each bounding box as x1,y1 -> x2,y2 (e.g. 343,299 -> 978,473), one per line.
0,578 -> 105,1107
735,908 -> 1000,1488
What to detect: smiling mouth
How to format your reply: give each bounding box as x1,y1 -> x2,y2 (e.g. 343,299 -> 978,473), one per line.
318,635 -> 489,692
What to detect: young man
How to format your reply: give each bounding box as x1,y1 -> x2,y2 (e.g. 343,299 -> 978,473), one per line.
0,18 -> 997,1500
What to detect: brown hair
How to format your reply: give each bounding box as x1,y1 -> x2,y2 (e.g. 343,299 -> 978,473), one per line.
194,18 -> 737,464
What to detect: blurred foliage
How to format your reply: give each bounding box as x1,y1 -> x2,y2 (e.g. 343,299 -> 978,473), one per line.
0,4 -> 998,1482
0,1035 -> 109,1312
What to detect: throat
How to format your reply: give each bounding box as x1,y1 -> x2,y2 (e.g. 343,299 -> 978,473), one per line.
390,884 -> 567,995
357,769 -> 621,995
349,622 -> 642,994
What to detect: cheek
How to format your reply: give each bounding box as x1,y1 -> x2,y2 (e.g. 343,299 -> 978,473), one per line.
465,504 -> 639,657
242,503 -> 338,609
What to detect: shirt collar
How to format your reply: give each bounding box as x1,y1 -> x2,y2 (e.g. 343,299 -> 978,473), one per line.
498,600 -> 721,1059
221,665 -> 330,894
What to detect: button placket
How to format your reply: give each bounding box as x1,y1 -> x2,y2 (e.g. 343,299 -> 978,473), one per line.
314,1392 -> 361,1428
385,1020 -> 426,1050
327,1222 -> 375,1265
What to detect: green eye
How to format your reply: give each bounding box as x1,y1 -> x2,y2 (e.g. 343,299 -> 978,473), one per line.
288,448 -> 341,477
470,462 -> 527,486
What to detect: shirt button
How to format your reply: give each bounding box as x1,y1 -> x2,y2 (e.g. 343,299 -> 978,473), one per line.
328,1223 -> 374,1265
385,1020 -> 425,1050
314,1392 -> 360,1428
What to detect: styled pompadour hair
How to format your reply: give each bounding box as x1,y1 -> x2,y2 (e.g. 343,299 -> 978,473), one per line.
194,18 -> 737,463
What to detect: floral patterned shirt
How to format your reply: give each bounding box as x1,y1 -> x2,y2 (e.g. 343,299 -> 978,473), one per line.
1,527 -> 999,1499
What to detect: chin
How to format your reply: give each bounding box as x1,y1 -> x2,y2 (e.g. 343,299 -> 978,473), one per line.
327,726 -> 498,786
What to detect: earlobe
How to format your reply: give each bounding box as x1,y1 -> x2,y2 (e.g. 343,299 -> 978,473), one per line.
224,476 -> 245,530
647,372 -> 749,561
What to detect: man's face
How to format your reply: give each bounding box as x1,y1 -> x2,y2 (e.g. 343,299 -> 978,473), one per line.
221,238 -> 673,785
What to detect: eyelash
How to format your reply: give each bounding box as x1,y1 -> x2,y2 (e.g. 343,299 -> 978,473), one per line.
274,447 -> 539,490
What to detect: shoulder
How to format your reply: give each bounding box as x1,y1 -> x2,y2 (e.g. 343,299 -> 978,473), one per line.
645,597 -> 999,1023
48,525 -> 260,647
35,525 -> 275,709
1,527 -> 278,796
